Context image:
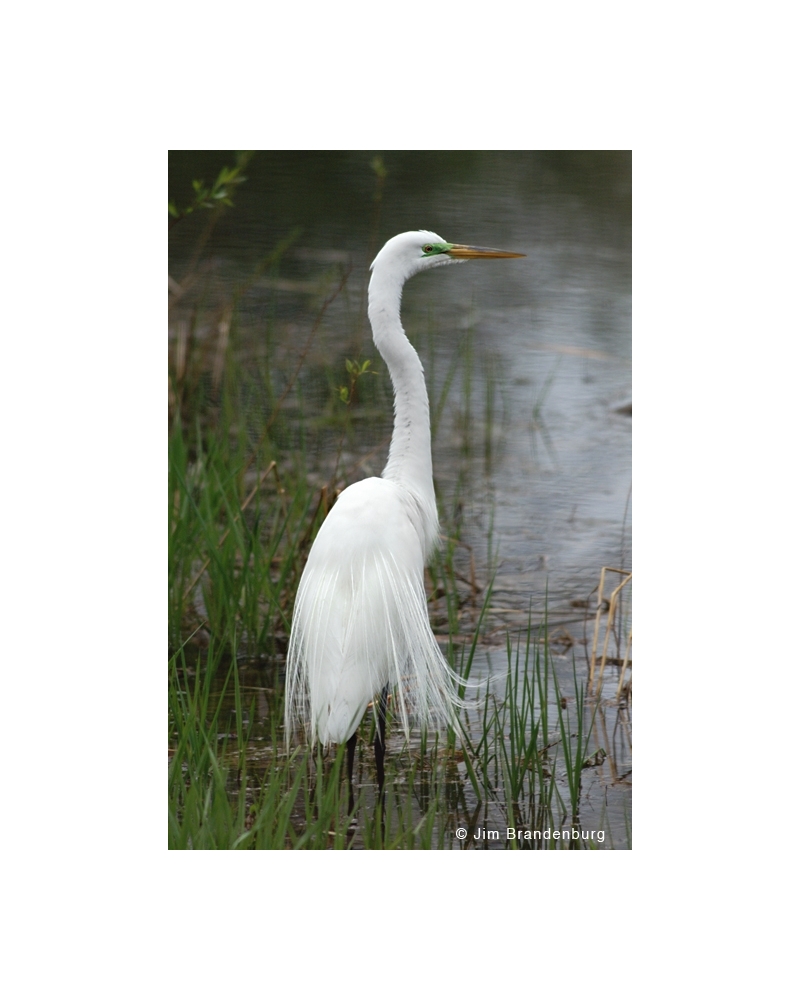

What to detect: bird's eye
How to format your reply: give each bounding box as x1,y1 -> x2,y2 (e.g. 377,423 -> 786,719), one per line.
423,244 -> 433,253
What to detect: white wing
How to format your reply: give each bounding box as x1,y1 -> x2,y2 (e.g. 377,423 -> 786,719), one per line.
285,477 -> 461,746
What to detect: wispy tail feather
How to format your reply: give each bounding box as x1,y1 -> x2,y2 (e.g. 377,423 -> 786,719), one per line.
284,547 -> 463,748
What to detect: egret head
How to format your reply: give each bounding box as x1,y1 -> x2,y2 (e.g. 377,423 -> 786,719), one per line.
370,230 -> 524,283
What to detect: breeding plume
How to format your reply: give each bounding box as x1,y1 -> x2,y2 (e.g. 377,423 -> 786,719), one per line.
285,230 -> 524,806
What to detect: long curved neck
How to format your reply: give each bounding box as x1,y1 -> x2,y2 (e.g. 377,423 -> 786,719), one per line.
368,266 -> 436,517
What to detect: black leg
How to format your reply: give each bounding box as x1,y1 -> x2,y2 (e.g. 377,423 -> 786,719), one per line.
373,686 -> 389,842
346,732 -> 357,814
374,685 -> 389,796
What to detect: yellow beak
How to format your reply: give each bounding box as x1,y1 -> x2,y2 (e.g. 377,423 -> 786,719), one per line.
447,244 -> 525,259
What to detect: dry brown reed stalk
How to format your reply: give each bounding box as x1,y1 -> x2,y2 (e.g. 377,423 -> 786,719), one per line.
615,631 -> 633,701
297,484 -> 329,555
591,703 -> 631,783
174,318 -> 189,384
211,308 -> 232,393
589,566 -> 632,697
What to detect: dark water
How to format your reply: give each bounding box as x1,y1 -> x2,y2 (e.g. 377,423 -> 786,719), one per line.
169,150 -> 632,845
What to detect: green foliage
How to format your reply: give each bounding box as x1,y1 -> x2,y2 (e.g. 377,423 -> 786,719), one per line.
338,357 -> 376,404
168,151 -> 254,223
370,156 -> 387,182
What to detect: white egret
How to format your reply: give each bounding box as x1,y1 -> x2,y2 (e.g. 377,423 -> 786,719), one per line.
285,230 -> 524,808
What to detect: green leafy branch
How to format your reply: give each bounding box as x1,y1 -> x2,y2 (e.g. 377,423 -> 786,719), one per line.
339,358 -> 376,405
168,151 -> 254,225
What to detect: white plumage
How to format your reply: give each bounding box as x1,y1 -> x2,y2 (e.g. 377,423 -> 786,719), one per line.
284,231 -> 523,759
286,476 -> 456,744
